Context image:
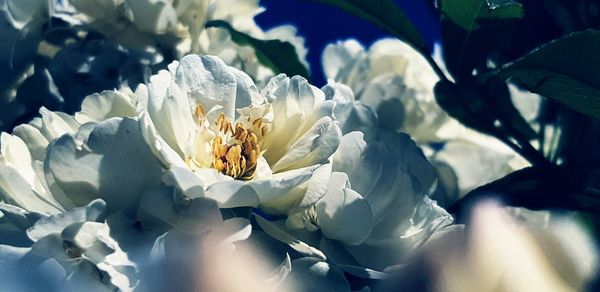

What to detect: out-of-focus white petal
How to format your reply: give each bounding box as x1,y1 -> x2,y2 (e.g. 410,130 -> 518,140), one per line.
286,257 -> 352,292
429,202 -> 598,292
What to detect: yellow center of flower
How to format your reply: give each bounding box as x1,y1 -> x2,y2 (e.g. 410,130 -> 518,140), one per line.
195,104 -> 266,180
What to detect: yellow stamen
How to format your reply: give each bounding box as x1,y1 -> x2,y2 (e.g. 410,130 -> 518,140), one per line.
209,114 -> 262,180
195,104 -> 205,122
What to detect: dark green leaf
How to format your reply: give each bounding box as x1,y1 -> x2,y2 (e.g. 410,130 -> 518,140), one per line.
305,0 -> 426,51
434,80 -> 497,135
481,76 -> 536,140
205,20 -> 309,79
440,0 -> 524,31
498,30 -> 600,120
440,17 -> 520,80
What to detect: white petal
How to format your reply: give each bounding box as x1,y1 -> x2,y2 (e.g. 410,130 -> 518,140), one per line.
248,166 -> 316,212
322,39 -> 365,82
286,257 -> 351,292
298,163 -> 332,209
332,132 -> 381,198
207,217 -> 252,247
12,124 -> 49,161
27,199 -> 106,241
162,167 -> 206,199
138,187 -> 223,235
124,0 -> 178,34
262,76 -> 332,164
254,214 -> 326,260
38,107 -> 77,142
175,55 -> 241,120
3,0 -> 49,29
75,90 -> 137,123
45,117 -> 163,216
146,70 -> 196,157
139,111 -> 186,169
205,180 -> 260,208
316,172 -> 373,245
0,164 -> 62,214
271,117 -> 341,172
0,244 -> 66,290
1,133 -> 35,185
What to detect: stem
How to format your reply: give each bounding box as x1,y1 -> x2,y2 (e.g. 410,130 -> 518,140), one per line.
489,127 -> 551,167
423,52 -> 450,83
501,118 -> 552,167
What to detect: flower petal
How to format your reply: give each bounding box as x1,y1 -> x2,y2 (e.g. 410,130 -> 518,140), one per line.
26,199 -> 106,241
271,117 -> 341,172
175,55 -> 253,120
315,172 -> 373,245
145,69 -> 196,157
75,90 -> 137,124
45,117 -> 163,216
254,214 -> 326,260
285,257 -> 351,292
248,166 -> 316,213
205,180 -> 260,208
138,186 -> 223,235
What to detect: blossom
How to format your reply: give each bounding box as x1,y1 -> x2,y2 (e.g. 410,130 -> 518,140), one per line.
61,54 -> 340,213
322,39 -> 532,203
0,0 -> 307,133
254,82 -> 455,277
62,0 -> 307,85
0,52 -> 348,287
0,51 -> 455,289
420,201 -> 598,292
0,199 -> 137,291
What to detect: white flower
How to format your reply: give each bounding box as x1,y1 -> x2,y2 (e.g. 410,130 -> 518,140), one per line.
218,76 -> 457,277
124,177 -> 293,291
69,55 -> 340,213
323,38 -> 446,142
0,199 -> 137,291
424,201 -> 598,292
63,0 -> 307,85
322,39 -> 532,202
257,129 -> 454,274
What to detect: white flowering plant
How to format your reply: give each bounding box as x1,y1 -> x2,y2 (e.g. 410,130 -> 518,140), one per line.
1,0 -> 600,291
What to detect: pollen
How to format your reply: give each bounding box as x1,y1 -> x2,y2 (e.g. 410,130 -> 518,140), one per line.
210,114 -> 261,180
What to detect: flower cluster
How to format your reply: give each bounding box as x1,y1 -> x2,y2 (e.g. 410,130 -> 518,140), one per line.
0,54 -> 457,290
0,0 -> 306,131
0,2 -> 597,290
322,39 -> 534,206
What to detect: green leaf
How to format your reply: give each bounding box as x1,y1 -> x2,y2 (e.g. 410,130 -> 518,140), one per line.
440,0 -> 524,31
205,20 -> 309,80
306,0 -> 426,51
498,30 -> 600,120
